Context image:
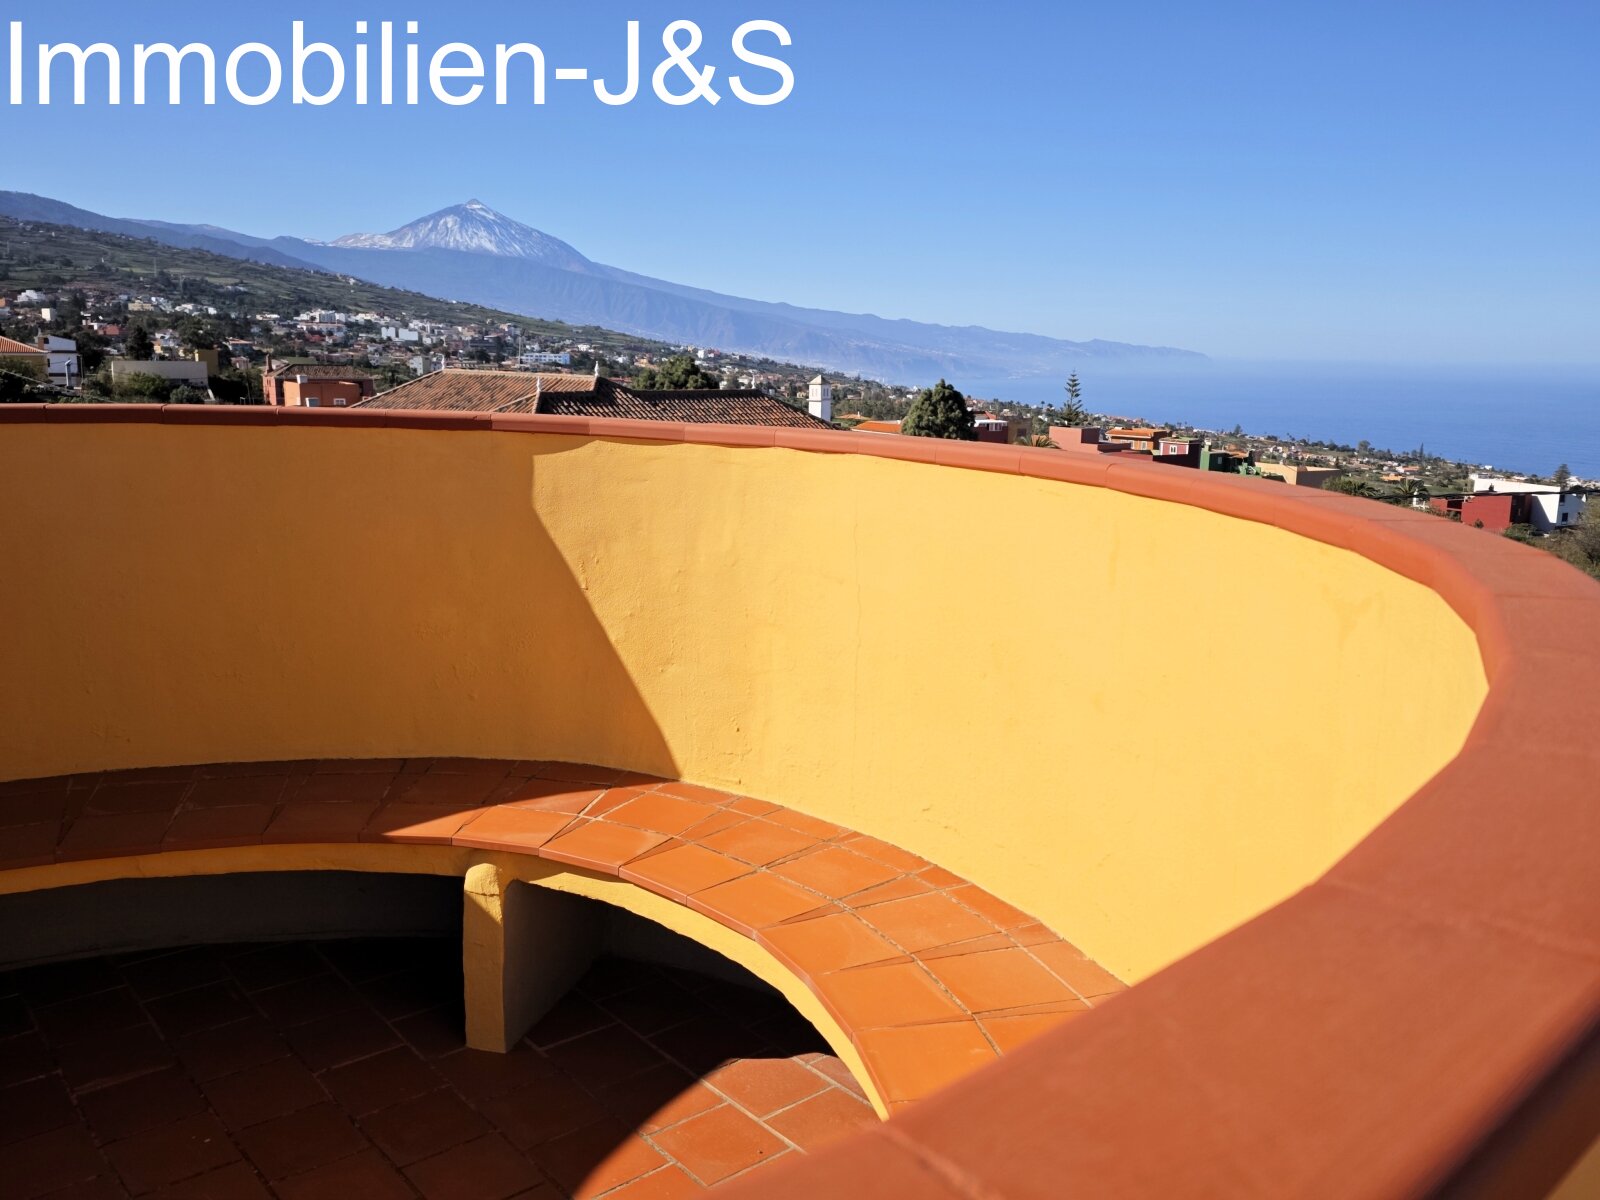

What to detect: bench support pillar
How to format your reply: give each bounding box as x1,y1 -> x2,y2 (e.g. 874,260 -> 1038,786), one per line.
462,864 -> 605,1053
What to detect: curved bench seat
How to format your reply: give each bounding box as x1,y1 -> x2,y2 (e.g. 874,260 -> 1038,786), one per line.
0,757 -> 1124,1115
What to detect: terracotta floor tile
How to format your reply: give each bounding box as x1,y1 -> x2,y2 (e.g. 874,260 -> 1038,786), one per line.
392,1006 -> 467,1060
1027,941 -> 1127,999
853,1023 -> 998,1104
361,803 -> 480,844
103,1111 -> 240,1192
320,1047 -> 439,1117
981,1008 -> 1090,1054
677,810 -> 747,842
405,1133 -> 544,1200
272,1148 -> 413,1200
432,1046 -> 559,1104
764,1087 -> 879,1152
835,834 -> 927,874
355,967 -> 459,1023
283,1008 -> 401,1071
815,962 -> 965,1030
726,797 -> 777,818
705,1057 -> 827,1118
761,809 -> 847,842
605,1074 -> 719,1134
0,820 -> 61,869
917,932 -> 1017,961
931,947 -> 1078,1014
861,892 -> 999,954
542,822 -> 669,875
452,806 -> 574,853
78,1067 -> 207,1141
313,759 -> 408,775
0,789 -> 68,826
534,1121 -> 667,1198
262,802 -> 380,844
183,775 -> 288,810
493,779 -> 604,815
201,1057 -> 325,1131
524,761 -> 623,786
387,773 -> 503,809
118,950 -> 228,1003
698,821 -> 817,867
234,1102 -> 364,1180
604,793 -> 718,837
360,1087 -> 490,1166
0,1124 -> 110,1199
224,945 -> 326,993
599,1165 -> 702,1200
57,1025 -> 177,1092
251,973 -> 361,1028
524,993 -> 615,1048
478,1075 -> 611,1150
690,874 -> 828,935
145,981 -> 254,1040
155,1160 -> 272,1199
946,884 -> 1035,931
619,843 -> 753,902
58,811 -> 172,860
171,1019 -> 287,1083
0,1075 -> 78,1146
543,1026 -> 663,1090
760,911 -> 907,975
34,987 -> 147,1045
81,780 -> 189,816
281,774 -> 393,806
770,846 -> 902,898
649,1103 -> 787,1186
653,782 -> 733,806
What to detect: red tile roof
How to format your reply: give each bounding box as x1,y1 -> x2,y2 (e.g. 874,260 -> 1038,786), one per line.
0,336 -> 44,356
359,370 -> 831,429
532,383 -> 829,429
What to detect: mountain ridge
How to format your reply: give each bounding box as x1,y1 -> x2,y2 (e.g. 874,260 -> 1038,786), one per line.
0,191 -> 1205,382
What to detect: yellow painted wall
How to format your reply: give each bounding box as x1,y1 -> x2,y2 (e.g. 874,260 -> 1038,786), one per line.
0,426 -> 1488,981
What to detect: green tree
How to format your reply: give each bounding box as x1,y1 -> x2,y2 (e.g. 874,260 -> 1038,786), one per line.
901,380 -> 975,441
125,326 -> 155,361
1325,475 -> 1384,500
1554,463 -> 1572,492
1059,373 -> 1088,426
633,354 -> 721,391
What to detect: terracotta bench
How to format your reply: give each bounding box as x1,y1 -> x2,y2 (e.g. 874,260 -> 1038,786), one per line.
0,757 -> 1125,1115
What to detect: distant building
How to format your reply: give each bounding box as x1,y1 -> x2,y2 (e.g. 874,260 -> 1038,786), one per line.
1467,477 -> 1587,534
38,336 -> 82,388
262,360 -> 377,408
1429,491 -> 1527,534
356,369 -> 832,429
1257,463 -> 1347,489
0,335 -> 49,379
1104,427 -> 1172,453
109,359 -> 212,396
1049,426 -> 1131,454
808,377 -> 833,424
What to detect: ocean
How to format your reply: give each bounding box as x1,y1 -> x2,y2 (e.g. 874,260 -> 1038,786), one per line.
962,362 -> 1600,480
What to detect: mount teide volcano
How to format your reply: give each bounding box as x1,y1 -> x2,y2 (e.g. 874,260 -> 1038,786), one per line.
0,192 -> 1205,382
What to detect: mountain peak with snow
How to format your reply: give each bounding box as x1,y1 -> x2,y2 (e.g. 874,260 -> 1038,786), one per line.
332,202 -> 591,268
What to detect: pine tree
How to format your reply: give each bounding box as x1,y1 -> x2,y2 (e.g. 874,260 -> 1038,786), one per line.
902,380 -> 975,441
1554,463 -> 1572,492
1059,373 -> 1088,426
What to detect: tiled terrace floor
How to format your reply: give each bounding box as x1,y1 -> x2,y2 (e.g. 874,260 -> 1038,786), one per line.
0,939 -> 879,1199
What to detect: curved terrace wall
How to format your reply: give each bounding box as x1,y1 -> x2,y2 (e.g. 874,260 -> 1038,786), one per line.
0,412 -> 1485,982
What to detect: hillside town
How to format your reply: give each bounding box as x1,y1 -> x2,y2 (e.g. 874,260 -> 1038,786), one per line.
2,273 -> 1593,575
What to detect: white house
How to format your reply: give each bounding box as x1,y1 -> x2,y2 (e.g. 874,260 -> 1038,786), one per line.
40,336 -> 81,388
1471,476 -> 1589,533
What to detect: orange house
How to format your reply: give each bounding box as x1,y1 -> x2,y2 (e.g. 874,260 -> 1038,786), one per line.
262,360 -> 377,408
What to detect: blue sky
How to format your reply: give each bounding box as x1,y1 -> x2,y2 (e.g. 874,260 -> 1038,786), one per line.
5,0 -> 1597,363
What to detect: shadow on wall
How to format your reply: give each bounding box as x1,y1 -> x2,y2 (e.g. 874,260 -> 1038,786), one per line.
0,429 -> 678,781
